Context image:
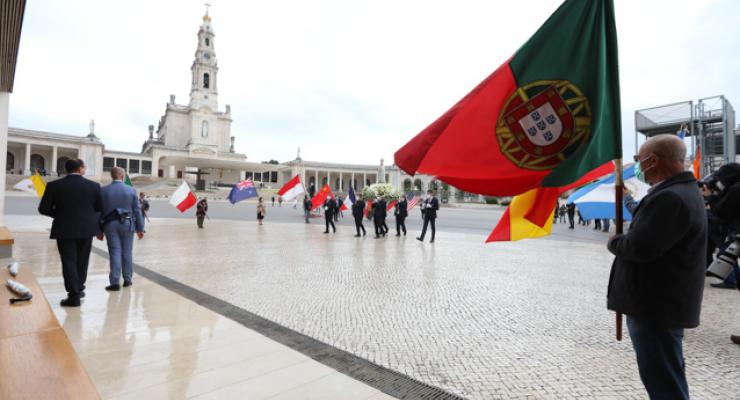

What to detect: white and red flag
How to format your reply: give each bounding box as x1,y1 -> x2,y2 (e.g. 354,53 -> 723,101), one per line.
340,185 -> 356,211
169,181 -> 197,212
277,175 -> 305,201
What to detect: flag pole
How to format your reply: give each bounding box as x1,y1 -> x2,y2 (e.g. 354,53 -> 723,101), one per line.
614,158 -> 624,341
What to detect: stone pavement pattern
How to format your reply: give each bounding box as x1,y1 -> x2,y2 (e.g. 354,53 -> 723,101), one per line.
9,217 -> 394,400
8,215 -> 740,399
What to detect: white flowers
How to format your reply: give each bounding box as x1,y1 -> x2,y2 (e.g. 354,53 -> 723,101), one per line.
361,183 -> 401,201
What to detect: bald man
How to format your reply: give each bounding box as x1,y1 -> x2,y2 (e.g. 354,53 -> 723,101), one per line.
607,135 -> 707,400
99,167 -> 145,291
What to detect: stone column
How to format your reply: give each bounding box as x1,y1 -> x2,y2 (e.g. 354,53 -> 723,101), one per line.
363,172 -> 367,189
327,171 -> 331,189
51,145 -> 58,175
314,169 -> 318,186
339,172 -> 343,192
168,165 -> 176,179
0,93 -> 9,226
24,142 -> 31,175
351,172 -> 355,190
239,171 -> 246,180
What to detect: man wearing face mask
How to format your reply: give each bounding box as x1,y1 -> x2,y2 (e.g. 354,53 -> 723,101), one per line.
607,134 -> 707,400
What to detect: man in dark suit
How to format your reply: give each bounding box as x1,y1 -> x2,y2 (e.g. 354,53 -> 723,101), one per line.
352,199 -> 366,237
323,195 -> 336,233
607,135 -> 707,400
38,159 -> 103,307
417,190 -> 439,243
373,197 -> 387,238
394,195 -> 408,236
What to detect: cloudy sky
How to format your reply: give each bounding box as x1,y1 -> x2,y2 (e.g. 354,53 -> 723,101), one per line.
8,0 -> 740,165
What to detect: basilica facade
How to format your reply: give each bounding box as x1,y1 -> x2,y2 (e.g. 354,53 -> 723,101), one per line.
5,11 -> 468,200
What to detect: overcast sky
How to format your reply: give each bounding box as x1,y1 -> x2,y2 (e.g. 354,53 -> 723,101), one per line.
8,0 -> 740,165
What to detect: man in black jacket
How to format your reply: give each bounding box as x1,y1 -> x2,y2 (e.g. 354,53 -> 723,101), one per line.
372,197 -> 387,238
323,196 -> 336,233
38,159 -> 103,307
607,135 -> 706,400
352,199 -> 366,237
417,190 -> 439,243
394,195 -> 408,236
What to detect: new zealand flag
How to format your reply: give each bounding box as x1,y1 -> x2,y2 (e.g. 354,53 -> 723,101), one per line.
228,178 -> 258,204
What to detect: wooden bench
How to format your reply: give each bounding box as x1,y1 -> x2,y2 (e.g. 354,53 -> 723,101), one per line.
0,264 -> 99,399
0,226 -> 14,258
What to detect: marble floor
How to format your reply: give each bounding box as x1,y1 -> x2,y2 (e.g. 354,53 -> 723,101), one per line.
9,217 -> 394,400
7,214 -> 740,399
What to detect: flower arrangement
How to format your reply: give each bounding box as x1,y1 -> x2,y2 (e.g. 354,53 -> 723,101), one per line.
361,183 -> 401,201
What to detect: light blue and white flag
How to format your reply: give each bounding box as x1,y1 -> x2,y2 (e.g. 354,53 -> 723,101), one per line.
566,164 -> 650,221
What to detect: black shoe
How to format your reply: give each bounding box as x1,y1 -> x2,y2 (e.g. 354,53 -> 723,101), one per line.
123,281 -> 132,287
354,234 -> 361,237
395,233 -> 401,236
374,236 -> 380,239
105,284 -> 121,291
731,335 -> 740,345
323,231 -> 329,234
80,291 -> 86,298
710,282 -> 736,289
362,231 -> 366,236
60,297 -> 80,307
416,237 -> 423,242
430,239 -> 435,243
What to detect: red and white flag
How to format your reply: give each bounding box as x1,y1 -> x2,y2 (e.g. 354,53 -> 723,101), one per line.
278,175 -> 305,201
169,181 -> 197,212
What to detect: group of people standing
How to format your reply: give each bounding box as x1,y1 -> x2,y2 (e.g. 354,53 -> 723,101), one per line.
302,190 -> 440,242
38,161 -> 145,306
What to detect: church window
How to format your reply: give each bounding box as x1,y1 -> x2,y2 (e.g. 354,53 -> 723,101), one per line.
205,37 -> 210,46
203,73 -> 210,89
201,120 -> 209,137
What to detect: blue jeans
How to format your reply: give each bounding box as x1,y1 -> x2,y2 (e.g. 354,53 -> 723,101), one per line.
627,316 -> 689,400
104,221 -> 134,286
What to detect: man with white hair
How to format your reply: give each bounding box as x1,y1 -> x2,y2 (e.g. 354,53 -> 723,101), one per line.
98,167 -> 145,291
607,134 -> 707,399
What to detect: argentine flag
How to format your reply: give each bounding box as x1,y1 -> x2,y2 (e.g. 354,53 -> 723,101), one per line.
566,164 -> 650,221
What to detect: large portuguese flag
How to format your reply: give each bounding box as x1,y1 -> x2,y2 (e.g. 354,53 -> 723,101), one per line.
395,0 -> 621,196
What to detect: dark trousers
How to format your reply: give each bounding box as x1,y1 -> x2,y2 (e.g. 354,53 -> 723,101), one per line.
567,212 -> 575,228
197,215 -> 205,228
627,317 -> 689,400
354,218 -> 366,236
374,218 -> 386,237
325,215 -> 335,232
396,215 -> 406,235
420,216 -> 436,241
56,238 -> 93,298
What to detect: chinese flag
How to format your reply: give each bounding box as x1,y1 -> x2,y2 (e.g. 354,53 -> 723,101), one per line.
310,184 -> 333,210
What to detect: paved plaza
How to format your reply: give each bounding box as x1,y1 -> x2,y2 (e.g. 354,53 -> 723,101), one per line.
6,207 -> 740,399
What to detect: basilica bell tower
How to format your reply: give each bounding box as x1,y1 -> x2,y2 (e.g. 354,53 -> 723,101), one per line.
189,8 -> 218,111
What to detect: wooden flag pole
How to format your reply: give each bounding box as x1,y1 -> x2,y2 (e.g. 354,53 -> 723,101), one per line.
614,158 -> 624,341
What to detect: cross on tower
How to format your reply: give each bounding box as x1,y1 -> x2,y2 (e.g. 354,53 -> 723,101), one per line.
204,2 -> 211,15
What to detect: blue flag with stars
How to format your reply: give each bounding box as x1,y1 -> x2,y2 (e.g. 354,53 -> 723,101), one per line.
228,178 -> 258,204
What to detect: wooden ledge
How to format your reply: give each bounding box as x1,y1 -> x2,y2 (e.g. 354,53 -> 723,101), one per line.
0,226 -> 14,245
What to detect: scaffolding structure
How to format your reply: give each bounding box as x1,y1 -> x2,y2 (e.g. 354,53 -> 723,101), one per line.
634,96 -> 736,178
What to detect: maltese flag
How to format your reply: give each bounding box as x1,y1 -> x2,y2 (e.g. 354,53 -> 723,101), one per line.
169,181 -> 197,212
277,175 -> 304,201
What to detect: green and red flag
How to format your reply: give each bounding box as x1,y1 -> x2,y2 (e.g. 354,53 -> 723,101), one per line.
124,174 -> 133,187
394,0 -> 621,196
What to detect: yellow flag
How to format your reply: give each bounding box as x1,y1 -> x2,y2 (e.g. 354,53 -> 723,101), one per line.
30,173 -> 46,197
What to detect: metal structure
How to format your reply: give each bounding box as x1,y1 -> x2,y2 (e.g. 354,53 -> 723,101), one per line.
635,96 -> 736,178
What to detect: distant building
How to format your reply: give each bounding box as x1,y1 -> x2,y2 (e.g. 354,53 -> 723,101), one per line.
5,10 -> 475,201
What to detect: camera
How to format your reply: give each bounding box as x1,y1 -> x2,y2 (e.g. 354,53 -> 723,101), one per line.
707,234 -> 740,280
